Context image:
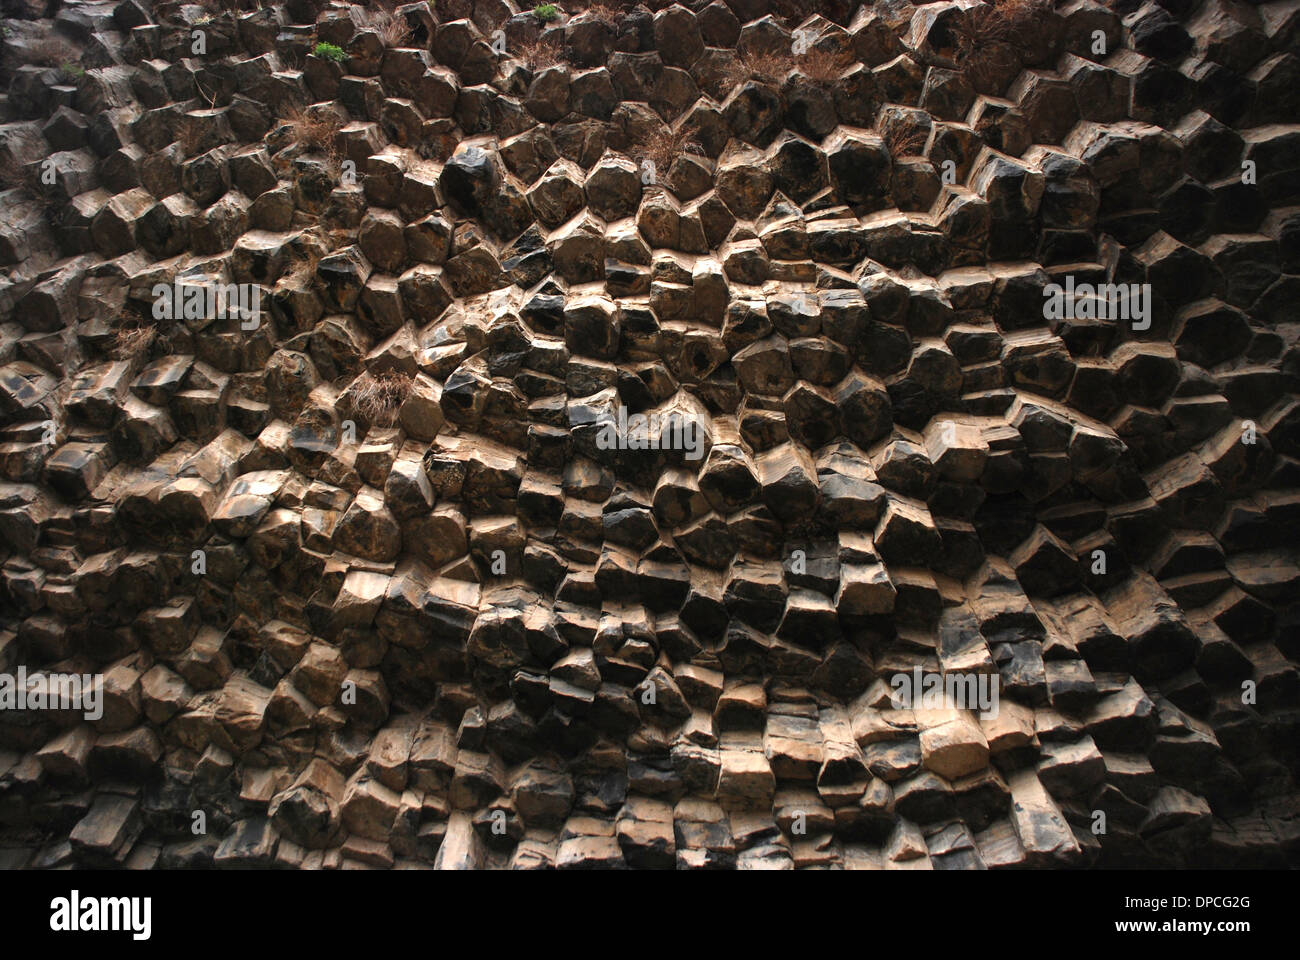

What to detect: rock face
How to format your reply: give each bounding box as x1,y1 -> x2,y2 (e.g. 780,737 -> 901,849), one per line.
0,0 -> 1297,871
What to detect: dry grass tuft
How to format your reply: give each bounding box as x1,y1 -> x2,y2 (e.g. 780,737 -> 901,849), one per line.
964,42 -> 1020,93
111,323 -> 157,360
576,1 -> 631,26
720,45 -> 850,89
282,106 -> 344,161
722,49 -> 794,87
795,46 -> 851,85
884,124 -> 929,158
210,0 -> 273,13
954,3 -> 1011,51
513,37 -> 564,71
953,0 -> 1051,89
362,5 -> 413,48
351,370 -> 412,426
195,0 -> 251,15
279,43 -> 307,70
628,123 -> 703,190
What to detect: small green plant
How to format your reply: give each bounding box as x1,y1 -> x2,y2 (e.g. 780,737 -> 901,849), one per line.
313,41 -> 347,62
60,62 -> 85,80
533,3 -> 560,22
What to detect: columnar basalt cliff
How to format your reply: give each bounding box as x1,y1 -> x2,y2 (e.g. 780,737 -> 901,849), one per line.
0,0 -> 1297,870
